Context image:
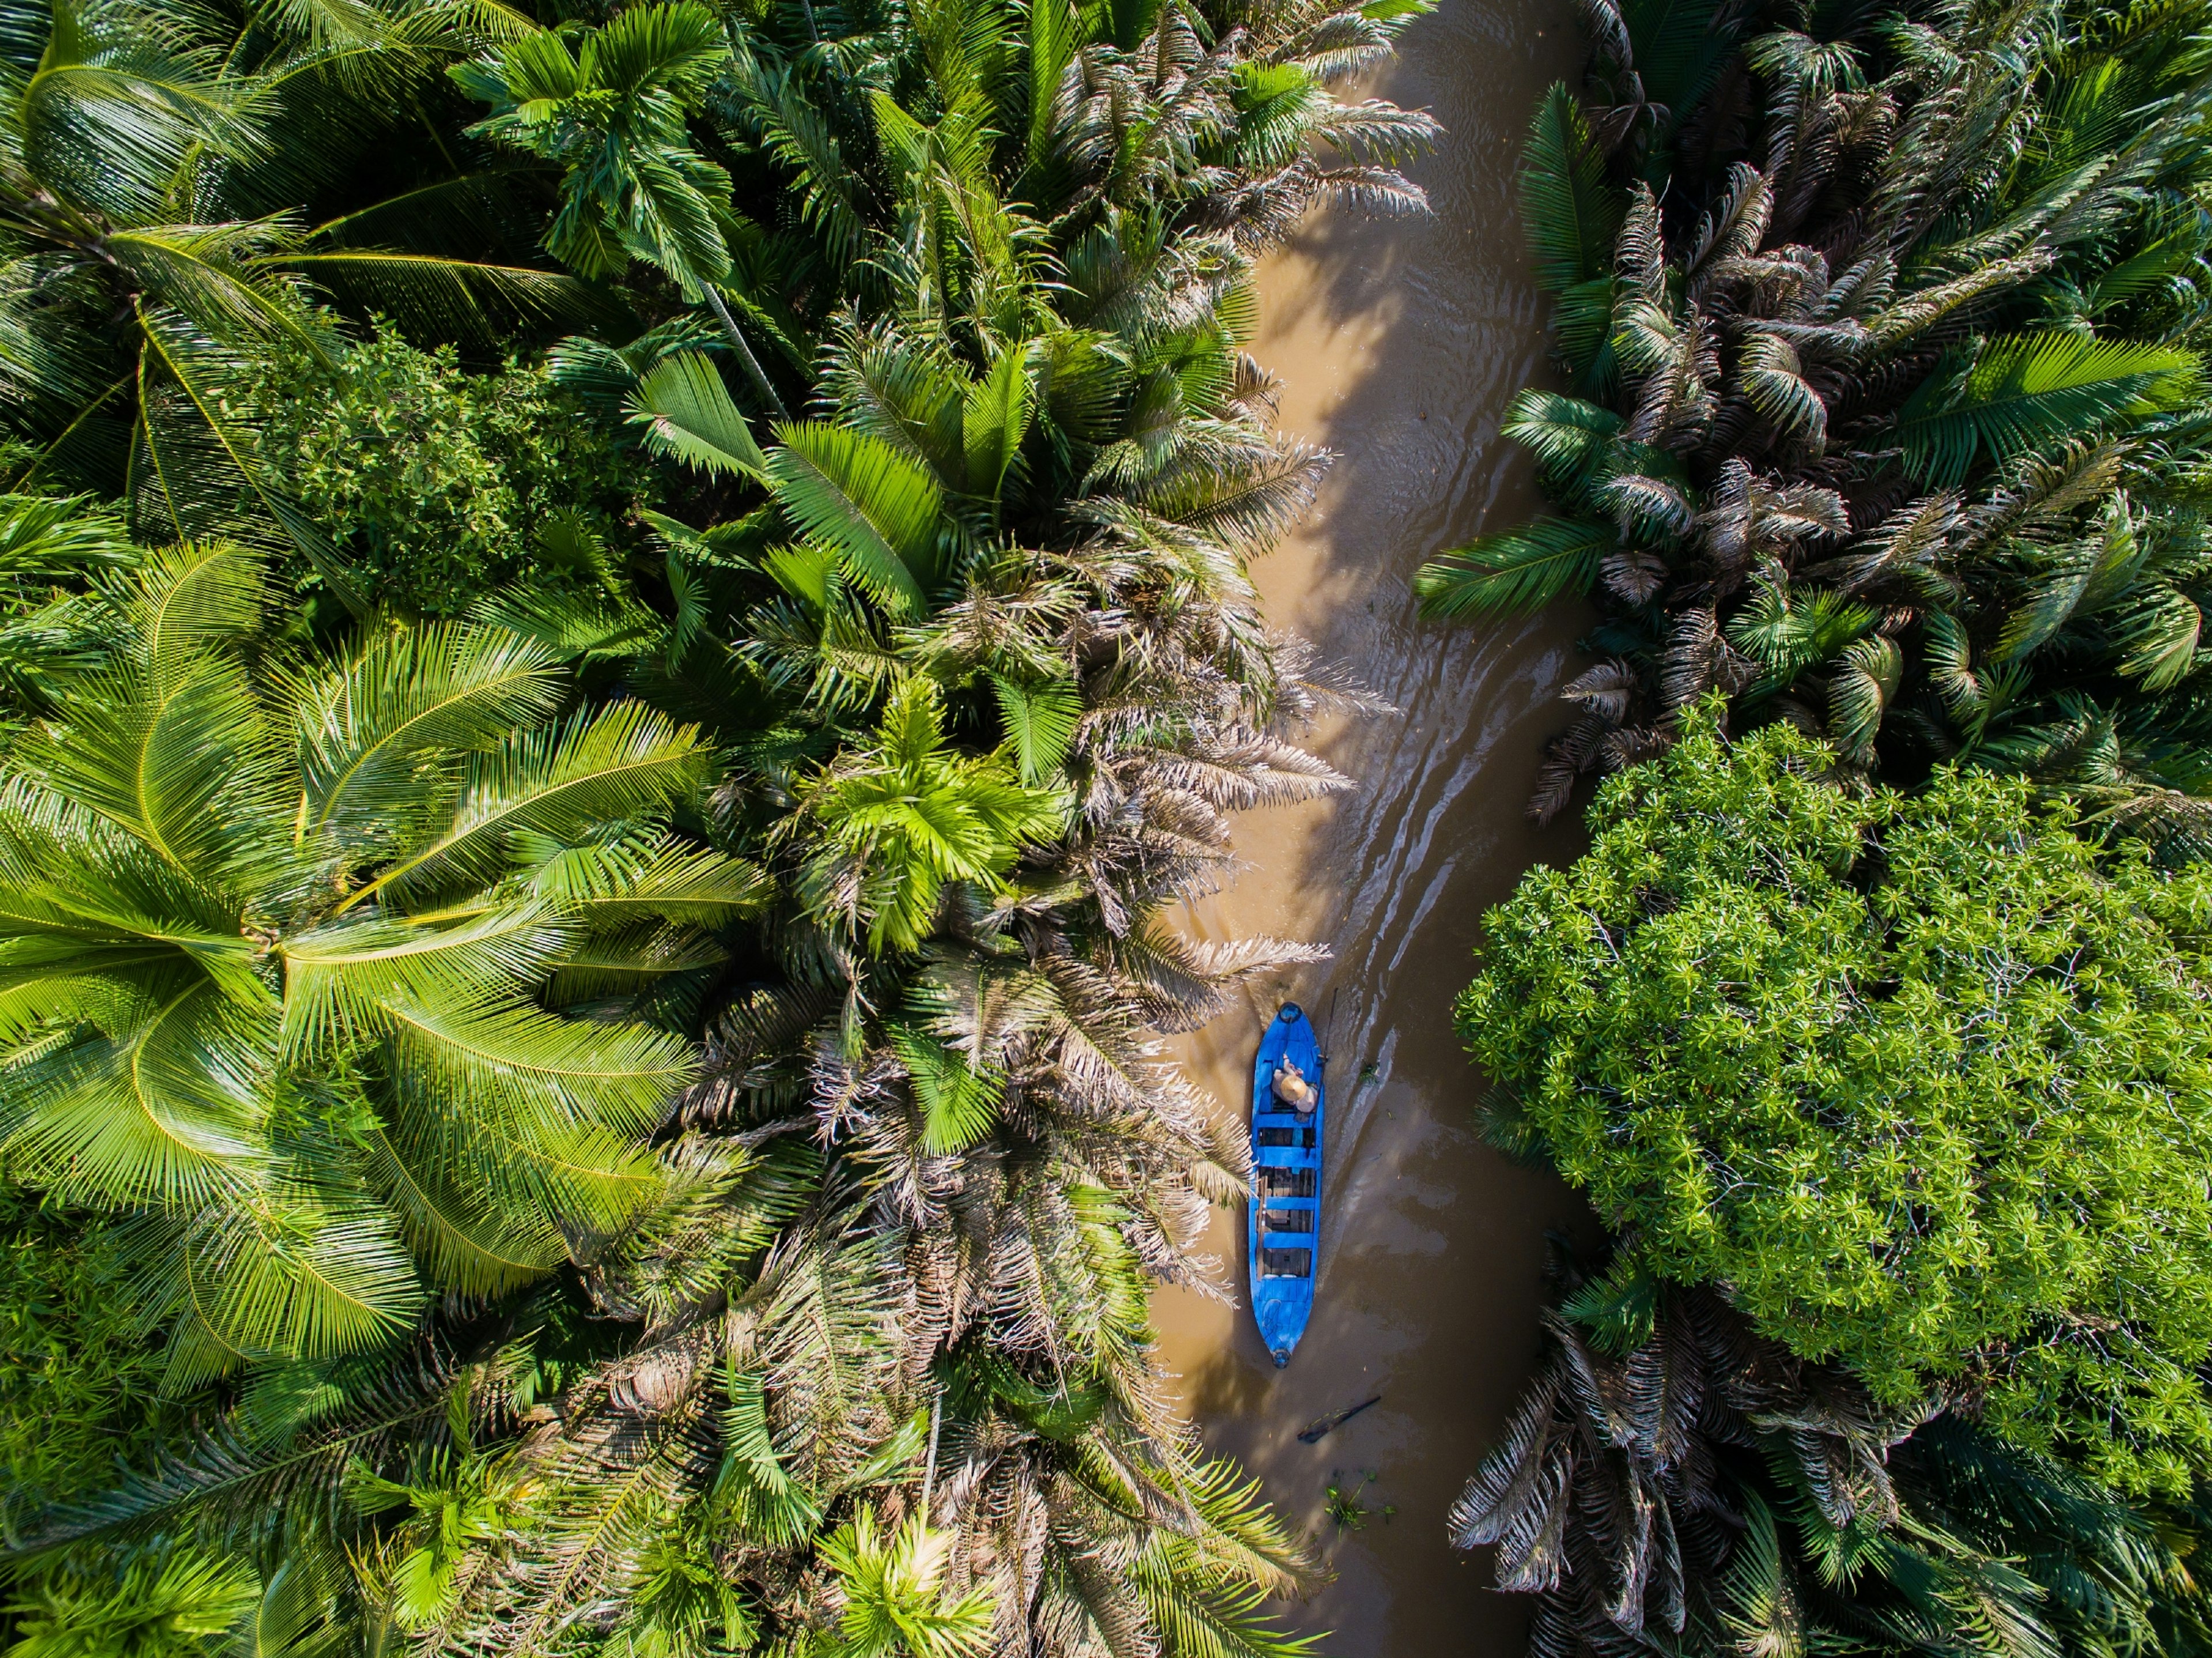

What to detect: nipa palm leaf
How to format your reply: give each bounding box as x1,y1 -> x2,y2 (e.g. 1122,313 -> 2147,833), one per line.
1415,516 -> 1617,620
1896,334 -> 2202,486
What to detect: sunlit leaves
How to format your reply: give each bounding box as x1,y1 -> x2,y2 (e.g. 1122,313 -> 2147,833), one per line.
1897,334 -> 2202,485
1460,708 -> 2212,1496
766,423 -> 946,617
626,352 -> 770,480
795,678 -> 1066,955
816,1508 -> 994,1658
889,1025 -> 1005,1153
1415,516 -> 1616,619
0,544 -> 718,1381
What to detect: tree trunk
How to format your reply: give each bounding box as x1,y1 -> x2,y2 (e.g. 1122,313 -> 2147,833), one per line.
702,285 -> 789,419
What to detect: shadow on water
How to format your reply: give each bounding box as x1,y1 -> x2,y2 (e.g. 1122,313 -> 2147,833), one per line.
1146,0 -> 1615,1653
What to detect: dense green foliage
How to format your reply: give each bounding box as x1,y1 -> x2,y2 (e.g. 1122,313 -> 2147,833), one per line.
2,540 -> 748,1386
1441,0 -> 2212,1645
1453,1246 -> 2212,1656
0,1195 -> 183,1511
0,0 -> 596,562
1418,0 -> 2212,854
1467,706 -> 2212,1493
244,335 -> 647,618
0,0 -> 1437,1652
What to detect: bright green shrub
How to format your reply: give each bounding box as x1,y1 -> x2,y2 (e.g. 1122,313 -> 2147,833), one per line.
247,331 -> 646,616
0,1191 -> 181,1509
1462,703 -> 2212,1496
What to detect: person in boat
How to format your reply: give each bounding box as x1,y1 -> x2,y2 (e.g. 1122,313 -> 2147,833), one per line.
1272,1058 -> 1317,1112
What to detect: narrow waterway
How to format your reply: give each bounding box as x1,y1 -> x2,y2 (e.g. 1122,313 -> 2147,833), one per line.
1150,2 -> 1599,1652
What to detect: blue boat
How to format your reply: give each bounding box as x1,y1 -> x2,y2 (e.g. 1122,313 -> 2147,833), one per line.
1248,1002 -> 1321,1366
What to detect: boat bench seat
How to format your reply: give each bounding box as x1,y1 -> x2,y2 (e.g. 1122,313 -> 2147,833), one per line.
1260,1247 -> 1313,1277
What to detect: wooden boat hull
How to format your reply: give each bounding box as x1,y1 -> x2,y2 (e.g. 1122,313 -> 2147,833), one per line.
1248,1002 -> 1320,1366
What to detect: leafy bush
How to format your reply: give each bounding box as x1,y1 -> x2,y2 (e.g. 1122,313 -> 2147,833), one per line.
0,1191 -> 183,1512
1463,703 -> 2212,1495
247,332 -> 646,617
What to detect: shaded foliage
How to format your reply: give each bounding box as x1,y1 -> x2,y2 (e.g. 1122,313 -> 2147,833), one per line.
1454,1243 -> 2212,1657
1418,0 -> 2212,860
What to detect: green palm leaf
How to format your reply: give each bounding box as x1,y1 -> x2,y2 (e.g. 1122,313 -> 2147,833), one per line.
339,702 -> 712,911
961,346 -> 1033,501
295,620 -> 563,843
277,906 -> 574,1059
1502,389 -> 1624,479
625,351 -> 770,481
382,995 -> 696,1141
20,0 -> 262,222
714,1365 -> 822,1546
149,1174 -> 424,1380
766,422 -> 945,616
13,1357 -> 454,1553
132,539 -> 265,671
1415,516 -> 1617,620
1618,0 -> 1737,139
16,650 -> 283,884
2109,586 -> 2202,689
990,673 -> 1082,783
521,835 -> 770,924
105,224 -> 335,365
1828,633 -> 1902,759
1519,85 -> 1621,384
0,971 -> 273,1202
0,490 -> 135,578
1521,84 -> 1624,297
1896,334 -> 2202,485
891,1025 -> 1004,1153
582,0 -> 725,100
282,251 -> 605,340
362,1125 -> 567,1294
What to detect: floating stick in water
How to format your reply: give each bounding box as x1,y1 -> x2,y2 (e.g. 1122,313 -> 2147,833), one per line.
1297,1394 -> 1381,1444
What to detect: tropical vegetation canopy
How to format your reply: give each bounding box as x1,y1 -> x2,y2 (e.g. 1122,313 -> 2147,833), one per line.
1419,0 -> 2212,854
1437,0 -> 2212,1646
1467,706 -> 2212,1497
1453,1241 -> 2212,1657
0,0 -> 1441,1651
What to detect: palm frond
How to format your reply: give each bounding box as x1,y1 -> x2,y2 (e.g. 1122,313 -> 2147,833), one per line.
627,351 -> 771,481
1416,517 -> 1616,619
1896,334 -> 2201,485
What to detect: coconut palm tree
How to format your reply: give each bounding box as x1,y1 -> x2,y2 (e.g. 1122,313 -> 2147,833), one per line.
6,0 -> 1437,1648
0,528 -> 760,1391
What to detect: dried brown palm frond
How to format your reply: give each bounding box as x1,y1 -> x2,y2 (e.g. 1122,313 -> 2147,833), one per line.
1267,633 -> 1394,719
1685,164 -> 1776,305
1529,710 -> 1612,824
1453,1263 -> 1937,1654
1136,434 -> 1332,554
1099,922 -> 1330,1032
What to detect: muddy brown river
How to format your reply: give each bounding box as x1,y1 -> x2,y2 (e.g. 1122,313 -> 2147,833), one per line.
1149,2 -> 1603,1652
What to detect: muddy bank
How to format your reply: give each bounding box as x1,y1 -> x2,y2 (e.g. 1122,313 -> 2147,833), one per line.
1149,2 -> 1603,1653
